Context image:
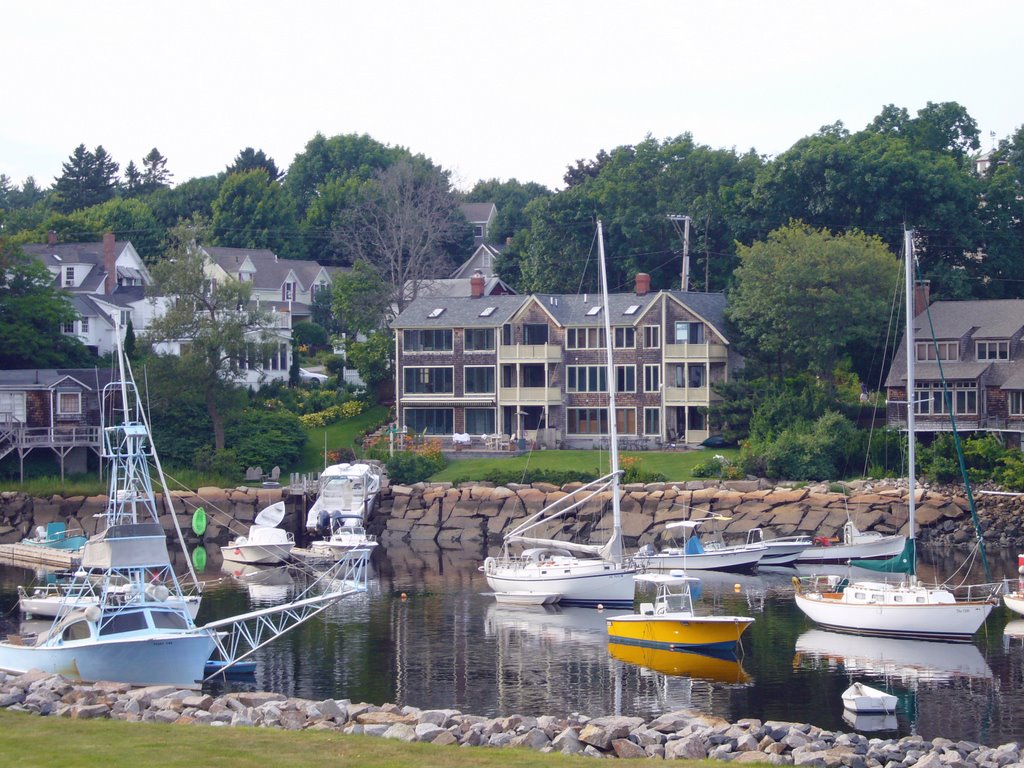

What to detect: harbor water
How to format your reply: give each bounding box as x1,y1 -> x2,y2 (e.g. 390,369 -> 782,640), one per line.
2,546 -> 1023,745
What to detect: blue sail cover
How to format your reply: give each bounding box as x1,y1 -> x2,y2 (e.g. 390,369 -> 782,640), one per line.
685,536 -> 705,555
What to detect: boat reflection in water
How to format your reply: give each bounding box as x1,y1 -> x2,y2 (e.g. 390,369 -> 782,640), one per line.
221,563 -> 296,606
607,642 -> 751,685
842,709 -> 898,733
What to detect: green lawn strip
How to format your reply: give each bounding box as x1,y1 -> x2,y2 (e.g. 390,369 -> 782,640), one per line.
296,404 -> 390,473
0,710 -> 636,768
429,448 -> 741,484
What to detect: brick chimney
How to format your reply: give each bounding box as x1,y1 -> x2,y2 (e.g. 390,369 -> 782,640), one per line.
103,232 -> 116,295
470,270 -> 485,299
47,230 -> 57,246
635,272 -> 651,296
914,279 -> 930,318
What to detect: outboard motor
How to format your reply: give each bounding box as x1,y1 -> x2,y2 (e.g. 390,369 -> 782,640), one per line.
317,509 -> 331,535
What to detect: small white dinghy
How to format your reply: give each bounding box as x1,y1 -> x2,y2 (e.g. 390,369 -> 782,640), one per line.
841,681 -> 898,714
492,591 -> 562,606
221,502 -> 294,565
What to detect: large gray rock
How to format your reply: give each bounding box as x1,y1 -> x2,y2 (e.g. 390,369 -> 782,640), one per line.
666,734 -> 708,760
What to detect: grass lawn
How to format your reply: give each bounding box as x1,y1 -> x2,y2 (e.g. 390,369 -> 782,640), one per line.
430,447 -> 741,484
0,710 -> 622,768
295,404 -> 390,473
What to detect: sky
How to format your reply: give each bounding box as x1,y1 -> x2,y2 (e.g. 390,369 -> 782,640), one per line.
3,0 -> 1022,193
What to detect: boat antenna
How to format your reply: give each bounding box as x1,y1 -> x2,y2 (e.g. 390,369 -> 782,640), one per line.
596,220 -> 623,564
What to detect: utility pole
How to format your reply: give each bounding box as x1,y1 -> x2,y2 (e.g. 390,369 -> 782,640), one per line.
668,215 -> 691,291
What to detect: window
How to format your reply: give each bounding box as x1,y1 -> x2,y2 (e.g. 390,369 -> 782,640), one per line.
688,364 -> 706,388
403,329 -> 453,352
616,408 -> 636,434
478,306 -> 496,318
644,407 -> 660,435
404,367 -> 454,394
473,224 -> 484,238
613,327 -> 635,349
643,325 -> 661,349
150,611 -> 189,630
615,365 -> 636,393
977,341 -> 1010,361
62,321 -> 75,334
914,383 -> 978,416
586,305 -> 602,317
916,341 -> 957,362
405,408 -> 454,434
57,392 -> 81,415
567,366 -> 607,393
464,328 -> 495,351
282,282 -> 295,301
502,324 -> 513,345
644,364 -> 661,393
670,364 -> 685,388
80,317 -> 89,333
674,321 -> 705,344
624,304 -> 640,316
465,408 -> 495,434
520,364 -> 546,386
464,366 -> 495,394
567,408 -> 608,434
1010,391 -> 1024,416
566,327 -> 605,349
523,323 -> 549,345
120,311 -> 131,329
98,611 -> 149,636
64,266 -> 74,287
688,408 -> 706,430
501,365 -> 516,387
428,307 -> 446,318
0,393 -> 26,422
62,621 -> 91,641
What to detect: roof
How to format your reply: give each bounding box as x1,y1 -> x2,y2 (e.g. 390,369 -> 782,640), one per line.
913,300 -> 1024,340
665,291 -> 729,334
391,294 -> 527,329
23,240 -> 129,268
533,291 -> 660,327
412,277 -> 515,300
204,246 -> 330,292
0,368 -> 117,389
458,202 -> 496,224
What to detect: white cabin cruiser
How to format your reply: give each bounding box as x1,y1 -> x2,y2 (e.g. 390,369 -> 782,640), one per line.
221,501 -> 294,565
306,463 -> 382,535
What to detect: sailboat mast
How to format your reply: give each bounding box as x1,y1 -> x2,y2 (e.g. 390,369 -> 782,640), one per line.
596,220 -> 623,562
904,229 -> 918,573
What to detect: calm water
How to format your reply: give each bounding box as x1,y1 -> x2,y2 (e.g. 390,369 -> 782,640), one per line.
2,547 -> 1024,745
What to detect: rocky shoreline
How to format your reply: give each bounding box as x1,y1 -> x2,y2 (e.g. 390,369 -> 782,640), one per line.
1,670 -> 1021,766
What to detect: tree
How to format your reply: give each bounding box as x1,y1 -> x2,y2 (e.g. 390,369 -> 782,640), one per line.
141,148 -> 172,192
0,241 -> 93,368
146,219 -> 283,450
123,161 -> 143,196
726,222 -> 899,388
331,260 -> 390,336
123,316 -> 137,359
146,175 -> 221,231
345,330 -> 394,396
46,197 -> 163,260
53,144 -> 119,213
338,161 -> 468,316
464,178 -> 551,243
211,169 -> 299,257
227,147 -> 282,183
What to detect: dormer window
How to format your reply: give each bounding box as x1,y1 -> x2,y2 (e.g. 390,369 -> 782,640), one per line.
977,341 -> 1009,361
64,266 -> 75,287
283,282 -> 295,301
916,341 -> 957,362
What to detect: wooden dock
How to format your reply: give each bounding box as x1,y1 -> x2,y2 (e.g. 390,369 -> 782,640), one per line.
0,543 -> 80,570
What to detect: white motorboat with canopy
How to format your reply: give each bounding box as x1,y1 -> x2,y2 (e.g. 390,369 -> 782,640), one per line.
221,501 -> 294,565
305,463 -> 382,534
793,230 -> 999,641
482,220 -> 636,608
0,328 -> 371,687
634,518 -> 766,572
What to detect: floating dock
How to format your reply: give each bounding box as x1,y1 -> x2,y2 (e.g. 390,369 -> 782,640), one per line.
0,543 -> 80,570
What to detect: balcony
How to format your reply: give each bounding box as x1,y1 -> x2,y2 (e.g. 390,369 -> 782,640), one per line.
664,385 -> 719,406
498,386 -> 562,405
498,343 -> 562,362
664,342 -> 728,361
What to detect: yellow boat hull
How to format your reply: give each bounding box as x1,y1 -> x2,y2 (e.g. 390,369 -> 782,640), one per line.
606,614 -> 753,652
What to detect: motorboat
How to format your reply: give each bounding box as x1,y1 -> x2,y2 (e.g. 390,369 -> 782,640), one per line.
793,232 -> 998,641
305,462 -> 382,534
793,521 -> 906,564
17,577 -> 201,620
221,501 -> 294,565
1001,553 -> 1024,615
605,572 -> 754,653
842,681 -> 898,714
760,534 -> 813,565
634,519 -> 766,572
21,522 -> 87,552
481,221 -> 635,609
302,512 -> 378,561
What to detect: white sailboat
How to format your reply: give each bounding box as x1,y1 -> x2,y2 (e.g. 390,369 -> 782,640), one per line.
482,220 -> 636,608
793,230 -> 998,641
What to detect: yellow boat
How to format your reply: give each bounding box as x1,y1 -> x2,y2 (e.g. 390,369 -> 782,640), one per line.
608,642 -> 751,684
605,572 -> 754,653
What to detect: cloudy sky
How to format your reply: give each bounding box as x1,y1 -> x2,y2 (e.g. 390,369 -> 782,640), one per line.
4,0 -> 1021,192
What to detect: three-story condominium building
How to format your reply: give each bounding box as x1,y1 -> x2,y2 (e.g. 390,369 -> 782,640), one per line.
391,273 -> 742,448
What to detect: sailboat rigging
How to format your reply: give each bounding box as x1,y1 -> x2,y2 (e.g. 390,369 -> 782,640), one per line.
482,220 -> 636,608
793,229 -> 999,641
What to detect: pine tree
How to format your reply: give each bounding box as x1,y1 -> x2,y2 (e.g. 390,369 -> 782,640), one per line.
123,316 -> 137,359
124,161 -> 143,196
141,147 -> 172,191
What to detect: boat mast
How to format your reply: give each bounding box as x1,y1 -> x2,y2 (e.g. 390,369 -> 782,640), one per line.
904,228 -> 918,580
596,220 -> 623,563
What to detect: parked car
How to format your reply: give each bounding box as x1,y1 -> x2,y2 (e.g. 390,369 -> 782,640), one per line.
299,367 -> 328,384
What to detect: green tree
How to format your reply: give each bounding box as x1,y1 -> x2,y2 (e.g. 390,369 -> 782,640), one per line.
727,222 -> 899,388
146,219 -> 283,449
54,144 -> 120,213
345,330 -> 393,394
0,241 -> 93,368
141,148 -> 172,192
146,175 -> 221,231
331,260 -> 390,335
123,316 -> 137,359
464,178 -> 551,243
123,161 -> 143,196
227,147 -> 282,183
211,169 -> 299,257
46,197 -> 163,260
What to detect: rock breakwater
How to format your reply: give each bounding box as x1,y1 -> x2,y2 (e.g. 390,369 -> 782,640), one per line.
2,671 -> 1022,766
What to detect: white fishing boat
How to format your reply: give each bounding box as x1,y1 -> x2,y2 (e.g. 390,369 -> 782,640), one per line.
793,521 -> 906,564
842,681 -> 898,713
0,329 -> 371,688
305,462 -> 382,534
759,534 -> 813,565
17,578 -> 201,620
794,231 -> 998,641
21,522 -> 87,552
481,220 -> 636,608
634,519 -> 766,572
221,501 -> 294,565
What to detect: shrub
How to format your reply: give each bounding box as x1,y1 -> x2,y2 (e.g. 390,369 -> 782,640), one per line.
692,454 -> 744,480
298,400 -> 365,428
225,407 -> 306,471
192,446 -> 241,478
620,456 -> 667,484
386,447 -> 447,484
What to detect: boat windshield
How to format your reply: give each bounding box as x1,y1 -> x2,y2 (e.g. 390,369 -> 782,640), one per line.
661,592 -> 691,613
150,610 -> 190,630
98,611 -> 148,636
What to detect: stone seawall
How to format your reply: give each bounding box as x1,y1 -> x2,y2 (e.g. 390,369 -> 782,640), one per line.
2,480 -> 1022,552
